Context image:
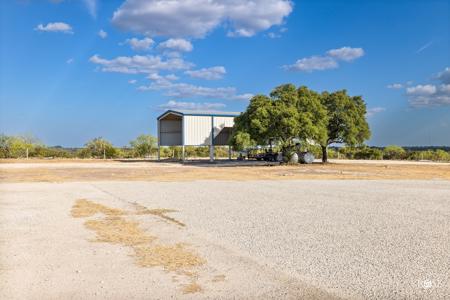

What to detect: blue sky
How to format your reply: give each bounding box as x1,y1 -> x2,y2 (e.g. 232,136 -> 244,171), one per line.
0,0 -> 449,147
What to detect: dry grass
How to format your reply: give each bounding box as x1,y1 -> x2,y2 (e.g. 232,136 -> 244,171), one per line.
71,199 -> 205,294
71,199 -> 125,218
182,282 -> 203,294
85,216 -> 155,246
2,160 -> 450,182
134,244 -> 205,271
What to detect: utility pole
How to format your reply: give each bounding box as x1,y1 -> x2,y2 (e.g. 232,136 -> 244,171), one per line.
103,148 -> 106,160
26,148 -> 29,159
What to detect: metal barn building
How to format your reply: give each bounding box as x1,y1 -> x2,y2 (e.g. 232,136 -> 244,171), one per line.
157,110 -> 240,161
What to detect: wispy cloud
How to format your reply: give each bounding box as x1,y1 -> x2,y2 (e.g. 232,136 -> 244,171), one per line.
366,107 -> 385,117
124,37 -> 154,51
98,29 -> 107,39
387,83 -> 403,89
89,54 -> 193,74
416,40 -> 433,54
158,100 -> 226,111
326,47 -> 365,62
66,58 -> 74,64
83,0 -> 97,18
34,22 -> 73,34
157,39 -> 193,57
138,80 -> 252,101
283,46 -> 364,72
185,66 -> 226,80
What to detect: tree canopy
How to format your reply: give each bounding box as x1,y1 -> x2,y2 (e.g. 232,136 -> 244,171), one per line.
320,90 -> 371,162
231,84 -> 371,162
129,134 -> 157,157
231,84 -> 327,152
85,137 -> 116,158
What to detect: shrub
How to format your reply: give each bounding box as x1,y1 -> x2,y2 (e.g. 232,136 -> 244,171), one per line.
383,145 -> 406,160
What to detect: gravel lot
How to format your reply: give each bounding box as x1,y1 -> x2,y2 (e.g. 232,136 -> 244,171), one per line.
1,179 -> 449,299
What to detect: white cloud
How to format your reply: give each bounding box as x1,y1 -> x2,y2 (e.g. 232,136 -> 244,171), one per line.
366,107 -> 385,117
139,80 -> 252,101
436,67 -> 450,84
185,66 -> 226,80
147,73 -> 179,87
89,54 -> 193,74
284,56 -> 338,72
327,47 -> 364,62
165,74 -> 179,81
34,22 -> 73,34
284,46 -> 364,72
112,0 -> 293,38
128,79 -> 137,84
406,84 -> 436,95
387,83 -> 403,89
66,58 -> 74,64
98,29 -> 107,39
83,0 -> 97,18
124,37 -> 155,51
158,100 -> 226,111
406,84 -> 450,107
158,38 -> 193,53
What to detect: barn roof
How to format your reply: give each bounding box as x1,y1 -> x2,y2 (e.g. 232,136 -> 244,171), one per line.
157,109 -> 241,120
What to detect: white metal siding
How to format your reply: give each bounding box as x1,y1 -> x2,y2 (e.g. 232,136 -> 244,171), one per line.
183,115 -> 212,146
160,119 -> 182,146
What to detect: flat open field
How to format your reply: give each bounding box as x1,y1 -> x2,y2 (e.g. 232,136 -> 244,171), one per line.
1,159 -> 450,182
1,160 -> 449,299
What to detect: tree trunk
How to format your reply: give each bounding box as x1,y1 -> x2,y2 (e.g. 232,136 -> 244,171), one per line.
321,145 -> 328,163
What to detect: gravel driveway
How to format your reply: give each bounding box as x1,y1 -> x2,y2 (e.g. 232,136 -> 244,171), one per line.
1,180 -> 449,299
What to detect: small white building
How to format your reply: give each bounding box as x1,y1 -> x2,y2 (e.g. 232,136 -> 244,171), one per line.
157,109 -> 240,161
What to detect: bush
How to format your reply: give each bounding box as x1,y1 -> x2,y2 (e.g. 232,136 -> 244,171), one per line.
84,137 -> 118,158
130,134 -> 157,157
353,147 -> 383,160
383,145 -> 406,160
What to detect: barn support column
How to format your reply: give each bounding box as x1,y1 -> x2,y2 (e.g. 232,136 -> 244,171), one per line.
182,146 -> 185,162
157,119 -> 160,161
209,145 -> 214,162
228,145 -> 232,160
210,116 -> 214,162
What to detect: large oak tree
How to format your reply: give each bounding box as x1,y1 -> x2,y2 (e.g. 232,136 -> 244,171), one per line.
320,90 -> 371,162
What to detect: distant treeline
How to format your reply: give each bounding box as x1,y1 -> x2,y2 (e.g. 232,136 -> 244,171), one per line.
1,134 -> 449,162
0,134 -> 232,160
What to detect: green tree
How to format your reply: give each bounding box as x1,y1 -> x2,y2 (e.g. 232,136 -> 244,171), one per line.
85,137 -> 117,159
231,84 -> 327,156
129,134 -> 157,158
320,90 -> 371,163
383,145 -> 406,160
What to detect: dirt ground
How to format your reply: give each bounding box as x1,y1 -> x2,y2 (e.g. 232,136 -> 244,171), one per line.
1,159 -> 450,182
1,160 -> 449,299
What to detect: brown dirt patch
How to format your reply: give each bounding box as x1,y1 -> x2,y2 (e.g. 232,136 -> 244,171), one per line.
182,282 -> 203,294
85,217 -> 155,246
71,199 -> 125,218
71,199 -> 205,294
